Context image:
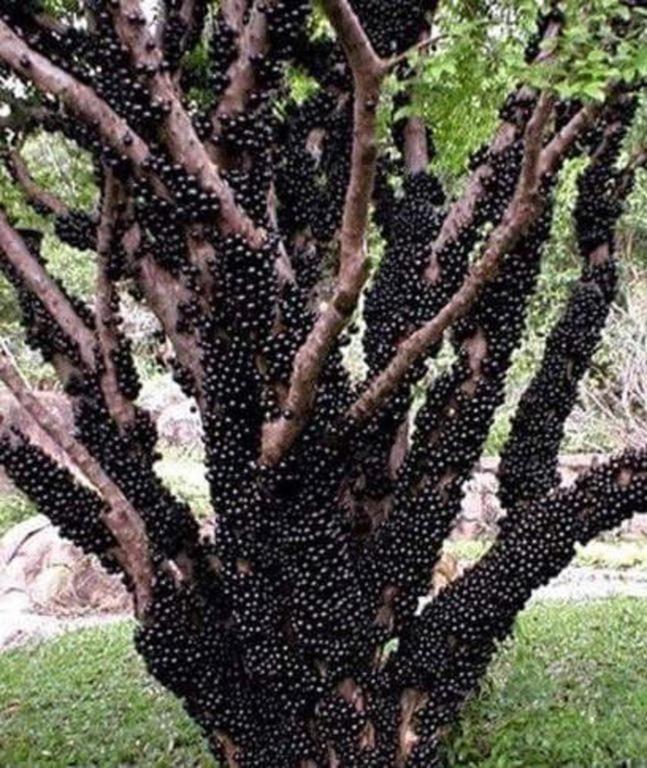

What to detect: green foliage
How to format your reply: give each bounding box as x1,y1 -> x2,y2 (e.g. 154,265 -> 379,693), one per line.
286,66 -> 320,105
1,599 -> 645,766
526,0 -> 647,102
396,1 -> 535,180
383,0 -> 645,182
40,0 -> 79,14
23,131 -> 98,212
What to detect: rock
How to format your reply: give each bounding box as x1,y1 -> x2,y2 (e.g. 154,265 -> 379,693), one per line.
0,515 -> 131,617
157,400 -> 203,446
623,513 -> 647,538
138,374 -> 187,417
137,375 -> 202,445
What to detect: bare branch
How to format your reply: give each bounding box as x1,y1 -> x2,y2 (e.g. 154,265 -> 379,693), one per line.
403,116 -> 429,175
625,147 -> 646,174
0,345 -> 153,615
221,0 -> 249,33
0,97 -> 57,134
386,33 -> 441,70
31,12 -> 69,35
518,91 -> 557,192
538,102 -> 599,175
320,0 -> 384,76
615,147 -> 646,199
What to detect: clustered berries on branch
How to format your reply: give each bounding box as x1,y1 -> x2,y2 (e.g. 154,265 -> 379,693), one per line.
0,1 -> 645,766
498,93 -> 639,510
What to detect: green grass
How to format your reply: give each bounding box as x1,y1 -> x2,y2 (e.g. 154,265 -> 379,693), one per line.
442,598 -> 647,767
153,448 -> 211,518
1,599 -> 646,767
0,622 -> 210,767
444,538 -> 647,570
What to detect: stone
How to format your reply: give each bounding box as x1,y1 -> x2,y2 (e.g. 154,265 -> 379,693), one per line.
0,515 -> 131,617
157,400 -> 203,445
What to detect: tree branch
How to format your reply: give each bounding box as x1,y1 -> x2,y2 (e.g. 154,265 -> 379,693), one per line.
107,0 -> 265,247
0,345 -> 153,616
5,149 -> 69,216
390,448 -> 647,762
260,0 -> 385,465
365,212 -> 550,636
422,119 -> 518,284
0,209 -> 97,370
498,102 -> 634,509
403,116 -> 429,175
0,14 -> 255,250
123,222 -> 207,408
538,101 -> 599,175
214,0 -> 268,120
0,21 -> 153,173
221,0 -> 249,33
518,91 -> 556,192
95,171 -> 138,428
346,93 -> 588,425
4,145 -> 206,407
320,0 -> 383,76
421,18 -> 562,285
164,0 -> 203,59
386,34 -> 441,71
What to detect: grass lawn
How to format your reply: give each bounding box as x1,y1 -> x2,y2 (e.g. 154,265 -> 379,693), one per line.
443,537 -> 647,571
0,599 -> 646,767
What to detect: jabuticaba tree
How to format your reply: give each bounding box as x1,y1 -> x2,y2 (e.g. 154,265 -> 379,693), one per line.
0,0 -> 645,765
